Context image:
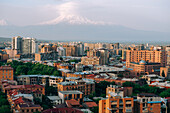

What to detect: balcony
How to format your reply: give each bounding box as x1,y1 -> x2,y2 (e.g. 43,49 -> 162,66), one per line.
126,101 -> 132,104
111,102 -> 117,105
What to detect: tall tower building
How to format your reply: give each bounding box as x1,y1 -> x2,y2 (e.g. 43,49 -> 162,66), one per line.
12,36 -> 38,54
12,36 -> 23,53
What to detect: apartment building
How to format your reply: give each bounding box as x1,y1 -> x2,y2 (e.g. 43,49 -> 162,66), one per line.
0,65 -> 14,81
57,79 -> 95,95
58,90 -> 83,103
7,90 -> 42,113
106,85 -> 133,98
99,95 -> 134,113
134,93 -> 161,113
34,51 -> 58,61
126,49 -> 167,67
81,56 -> 100,65
17,75 -> 64,87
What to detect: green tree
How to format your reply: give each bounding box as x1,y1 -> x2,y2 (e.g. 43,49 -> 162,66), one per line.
0,105 -> 11,113
160,89 -> 170,97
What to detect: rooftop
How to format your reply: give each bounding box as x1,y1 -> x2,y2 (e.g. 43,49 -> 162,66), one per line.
59,90 -> 83,95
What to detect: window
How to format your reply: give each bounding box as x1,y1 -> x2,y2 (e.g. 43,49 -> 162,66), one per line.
150,98 -> 152,101
150,108 -> 152,111
6,76 -> 7,78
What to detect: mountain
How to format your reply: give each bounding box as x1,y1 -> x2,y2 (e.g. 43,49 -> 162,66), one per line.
39,15 -> 111,25
0,15 -> 170,42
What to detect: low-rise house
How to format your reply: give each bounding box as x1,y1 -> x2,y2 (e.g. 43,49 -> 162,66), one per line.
47,96 -> 62,106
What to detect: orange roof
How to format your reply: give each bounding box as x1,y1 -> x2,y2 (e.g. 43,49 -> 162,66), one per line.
84,102 -> 98,108
66,99 -> 81,108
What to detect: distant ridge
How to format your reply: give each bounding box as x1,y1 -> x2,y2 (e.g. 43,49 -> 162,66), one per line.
0,37 -> 11,42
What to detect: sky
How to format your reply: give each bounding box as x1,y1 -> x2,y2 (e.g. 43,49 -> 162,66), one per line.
0,0 -> 170,32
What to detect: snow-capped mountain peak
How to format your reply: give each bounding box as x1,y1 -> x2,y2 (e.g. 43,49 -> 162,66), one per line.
39,15 -> 112,25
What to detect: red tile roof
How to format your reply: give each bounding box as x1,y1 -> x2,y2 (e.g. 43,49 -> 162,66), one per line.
66,99 -> 81,108
13,97 -> 24,104
24,84 -> 44,88
84,102 -> 98,108
42,108 -> 83,113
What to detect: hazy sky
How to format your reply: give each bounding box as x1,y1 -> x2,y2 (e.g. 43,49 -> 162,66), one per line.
0,0 -> 170,32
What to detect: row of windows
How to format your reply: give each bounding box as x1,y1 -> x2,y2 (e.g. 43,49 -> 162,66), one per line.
2,76 -> 11,78
2,73 -> 11,75
21,109 -> 39,113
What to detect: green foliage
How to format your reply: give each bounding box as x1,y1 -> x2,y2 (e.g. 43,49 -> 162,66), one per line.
0,91 -> 11,113
45,85 -> 58,96
0,105 -> 11,113
160,89 -> 170,97
69,59 -> 80,63
34,95 -> 53,110
91,106 -> 99,113
122,82 -> 165,97
95,81 -> 115,97
7,61 -> 61,76
117,74 -> 123,77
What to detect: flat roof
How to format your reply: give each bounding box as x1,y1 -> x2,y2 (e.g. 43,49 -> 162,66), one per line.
59,90 -> 83,94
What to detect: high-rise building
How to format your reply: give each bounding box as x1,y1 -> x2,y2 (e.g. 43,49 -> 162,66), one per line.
12,36 -> 38,54
113,43 -> 120,50
126,49 -> 167,67
126,49 -> 167,75
12,36 -> 23,53
87,48 -> 109,65
64,45 -> 78,56
97,48 -> 109,65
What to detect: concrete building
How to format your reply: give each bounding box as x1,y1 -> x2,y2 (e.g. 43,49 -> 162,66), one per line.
126,49 -> 167,67
5,49 -> 18,58
47,96 -> 62,106
99,95 -> 134,113
106,85 -> 133,98
57,79 -> 95,95
58,90 -> 83,103
160,66 -> 170,79
12,36 -> 23,53
134,93 -> 161,113
0,65 -> 14,81
165,46 -> 170,66
87,48 -> 109,65
81,56 -> 100,66
126,49 -> 167,75
12,36 -> 38,54
34,51 -> 58,61
75,63 -> 83,72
